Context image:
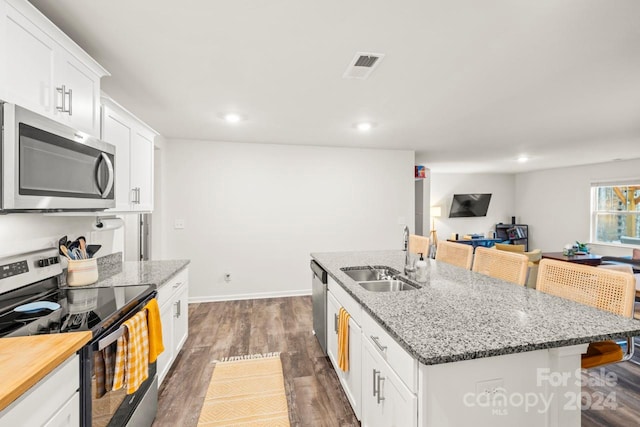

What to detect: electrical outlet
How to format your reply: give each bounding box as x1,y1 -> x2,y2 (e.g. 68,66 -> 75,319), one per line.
224,273 -> 231,283
476,378 -> 504,396
174,219 -> 185,229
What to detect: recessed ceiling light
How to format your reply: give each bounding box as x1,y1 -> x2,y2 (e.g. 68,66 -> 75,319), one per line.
517,155 -> 529,163
223,113 -> 242,123
356,122 -> 373,132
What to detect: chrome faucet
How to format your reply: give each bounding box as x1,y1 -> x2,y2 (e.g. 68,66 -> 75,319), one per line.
402,226 -> 415,276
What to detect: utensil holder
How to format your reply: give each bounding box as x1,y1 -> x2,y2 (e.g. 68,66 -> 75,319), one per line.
67,258 -> 99,287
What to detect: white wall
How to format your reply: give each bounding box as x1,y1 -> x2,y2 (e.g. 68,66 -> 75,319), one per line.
162,140 -> 414,301
431,173 -> 516,242
515,158 -> 640,253
0,214 -> 117,258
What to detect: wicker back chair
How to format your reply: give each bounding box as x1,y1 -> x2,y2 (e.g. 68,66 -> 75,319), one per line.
472,247 -> 529,286
537,259 -> 636,369
435,241 -> 473,270
537,259 -> 635,318
409,234 -> 430,256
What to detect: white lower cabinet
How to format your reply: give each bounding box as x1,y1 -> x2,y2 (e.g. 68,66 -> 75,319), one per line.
157,294 -> 175,385
362,337 -> 417,427
0,354 -> 79,427
326,289 -> 362,420
44,393 -> 79,427
324,275 -> 417,426
172,281 -> 189,354
157,268 -> 189,386
326,291 -> 340,368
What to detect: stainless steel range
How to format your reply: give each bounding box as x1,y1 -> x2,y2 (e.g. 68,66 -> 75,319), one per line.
0,248 -> 157,427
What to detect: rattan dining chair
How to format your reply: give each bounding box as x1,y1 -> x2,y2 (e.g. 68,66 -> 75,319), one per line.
472,247 -> 529,286
409,234 -> 430,256
537,259 -> 636,369
435,241 -> 473,270
599,264 -> 640,321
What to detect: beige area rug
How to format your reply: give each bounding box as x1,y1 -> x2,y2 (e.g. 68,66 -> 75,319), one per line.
197,353 -> 290,426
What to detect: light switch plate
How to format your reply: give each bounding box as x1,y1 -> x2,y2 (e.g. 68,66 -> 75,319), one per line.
174,219 -> 185,229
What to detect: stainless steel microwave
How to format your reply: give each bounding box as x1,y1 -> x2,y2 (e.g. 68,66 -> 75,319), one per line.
0,102 -> 115,212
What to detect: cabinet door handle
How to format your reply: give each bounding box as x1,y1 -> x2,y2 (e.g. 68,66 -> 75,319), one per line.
334,313 -> 338,333
131,188 -> 137,204
56,85 -> 67,112
377,374 -> 385,404
371,336 -> 387,353
173,281 -> 182,289
136,188 -> 141,203
174,301 -> 180,318
373,369 -> 380,397
68,88 -> 73,116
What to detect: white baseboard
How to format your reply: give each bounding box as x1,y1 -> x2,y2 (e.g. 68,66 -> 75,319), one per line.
189,288 -> 311,303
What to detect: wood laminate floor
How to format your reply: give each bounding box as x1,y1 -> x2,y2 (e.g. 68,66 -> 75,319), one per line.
153,297 -> 640,427
153,296 -> 358,427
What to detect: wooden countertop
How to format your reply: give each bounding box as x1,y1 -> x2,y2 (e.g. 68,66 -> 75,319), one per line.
0,332 -> 92,411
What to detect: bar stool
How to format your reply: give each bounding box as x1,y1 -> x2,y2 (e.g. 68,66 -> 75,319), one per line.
472,247 -> 529,286
435,241 -> 473,270
537,259 -> 636,369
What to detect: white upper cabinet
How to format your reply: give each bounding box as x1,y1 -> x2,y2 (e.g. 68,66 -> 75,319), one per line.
3,1 -> 55,116
0,0 -> 108,137
130,129 -> 154,211
101,95 -> 156,212
102,104 -> 133,211
54,51 -> 101,135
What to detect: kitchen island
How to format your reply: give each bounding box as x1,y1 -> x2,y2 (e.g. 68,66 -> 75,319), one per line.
311,250 -> 640,427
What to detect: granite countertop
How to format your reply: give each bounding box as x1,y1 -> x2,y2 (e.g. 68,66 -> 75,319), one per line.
60,253 -> 189,289
311,250 -> 640,366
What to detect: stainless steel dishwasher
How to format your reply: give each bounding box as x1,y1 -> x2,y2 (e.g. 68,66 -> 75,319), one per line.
311,260 -> 328,355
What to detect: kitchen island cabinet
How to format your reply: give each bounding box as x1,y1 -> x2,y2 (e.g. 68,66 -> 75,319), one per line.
326,286 -> 362,419
311,251 -> 640,427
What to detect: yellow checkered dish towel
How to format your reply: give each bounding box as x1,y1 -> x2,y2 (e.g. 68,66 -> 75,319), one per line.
113,310 -> 150,394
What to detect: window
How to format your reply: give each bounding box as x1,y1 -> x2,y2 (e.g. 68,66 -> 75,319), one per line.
591,184 -> 640,245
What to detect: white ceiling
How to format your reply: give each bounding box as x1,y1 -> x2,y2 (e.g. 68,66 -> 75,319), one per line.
29,0 -> 640,173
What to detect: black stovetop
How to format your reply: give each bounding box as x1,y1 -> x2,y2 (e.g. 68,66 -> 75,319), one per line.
0,277 -> 154,338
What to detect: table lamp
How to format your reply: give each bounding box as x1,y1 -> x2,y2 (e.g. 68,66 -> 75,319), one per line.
429,206 -> 441,249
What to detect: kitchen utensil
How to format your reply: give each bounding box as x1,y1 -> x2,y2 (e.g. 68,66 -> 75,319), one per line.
60,245 -> 72,260
71,248 -> 83,260
78,237 -> 87,259
86,245 -> 102,258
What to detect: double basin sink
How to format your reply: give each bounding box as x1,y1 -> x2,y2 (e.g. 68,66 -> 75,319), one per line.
341,267 -> 419,292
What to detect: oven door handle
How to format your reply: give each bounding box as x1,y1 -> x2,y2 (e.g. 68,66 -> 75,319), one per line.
93,291 -> 157,351
98,326 -> 125,351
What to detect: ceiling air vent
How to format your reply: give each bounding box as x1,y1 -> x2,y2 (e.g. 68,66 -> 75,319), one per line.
343,52 -> 385,79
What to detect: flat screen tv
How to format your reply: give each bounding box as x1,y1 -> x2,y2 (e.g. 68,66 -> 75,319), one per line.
449,194 -> 492,218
